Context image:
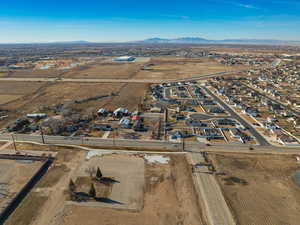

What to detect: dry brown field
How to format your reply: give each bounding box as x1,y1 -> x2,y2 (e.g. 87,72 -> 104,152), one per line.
62,62 -> 142,79
0,94 -> 23,104
0,69 -> 63,78
0,159 -> 43,215
135,57 -> 249,80
0,81 -> 148,127
0,81 -> 44,95
211,153 -> 300,225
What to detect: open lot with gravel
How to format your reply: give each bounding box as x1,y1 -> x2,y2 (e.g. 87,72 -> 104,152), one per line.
70,154 -> 145,210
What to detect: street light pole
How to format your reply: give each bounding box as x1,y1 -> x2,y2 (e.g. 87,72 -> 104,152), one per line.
40,126 -> 45,144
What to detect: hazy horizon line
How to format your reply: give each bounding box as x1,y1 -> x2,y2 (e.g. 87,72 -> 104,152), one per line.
1,36 -> 300,45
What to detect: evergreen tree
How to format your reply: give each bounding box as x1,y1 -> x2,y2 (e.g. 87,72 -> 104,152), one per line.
96,167 -> 103,180
69,179 -> 76,193
89,183 -> 96,198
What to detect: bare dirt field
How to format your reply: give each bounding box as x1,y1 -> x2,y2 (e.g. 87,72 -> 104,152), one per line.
0,94 -> 22,104
18,153 -> 204,225
0,69 -> 64,78
1,81 -> 147,112
102,83 -> 149,111
135,57 -> 249,80
5,147 -> 86,225
3,57 -> 248,81
0,81 -> 44,96
0,159 -> 43,213
63,62 -> 143,79
210,153 -> 300,225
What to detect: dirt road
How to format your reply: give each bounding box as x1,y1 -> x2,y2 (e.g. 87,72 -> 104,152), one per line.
189,153 -> 236,225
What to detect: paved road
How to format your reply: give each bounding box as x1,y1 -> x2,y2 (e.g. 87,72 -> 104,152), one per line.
1,133 -> 299,153
189,113 -> 231,120
189,153 -> 236,225
202,87 -> 270,146
0,133 -> 184,150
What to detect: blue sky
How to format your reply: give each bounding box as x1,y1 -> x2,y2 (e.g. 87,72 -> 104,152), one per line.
0,0 -> 300,43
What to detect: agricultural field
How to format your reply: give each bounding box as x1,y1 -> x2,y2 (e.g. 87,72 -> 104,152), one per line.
211,153 -> 300,225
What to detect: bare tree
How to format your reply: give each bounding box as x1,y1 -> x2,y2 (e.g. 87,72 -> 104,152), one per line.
85,167 -> 96,177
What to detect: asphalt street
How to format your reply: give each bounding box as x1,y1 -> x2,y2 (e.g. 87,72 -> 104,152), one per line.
202,87 -> 270,146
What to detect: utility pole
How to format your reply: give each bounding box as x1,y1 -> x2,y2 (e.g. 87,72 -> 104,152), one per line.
113,132 -> 115,146
40,126 -> 45,144
11,134 -> 17,152
114,127 -> 118,147
113,127 -> 118,147
164,108 -> 168,140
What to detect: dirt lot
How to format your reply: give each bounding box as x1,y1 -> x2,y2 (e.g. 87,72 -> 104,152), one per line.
69,154 -> 145,210
5,146 -> 85,225
211,153 -> 300,225
0,159 -> 41,192
0,159 -> 43,213
18,153 -> 203,225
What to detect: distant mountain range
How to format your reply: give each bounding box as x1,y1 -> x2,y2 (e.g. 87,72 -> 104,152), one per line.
1,38 -> 300,46
141,37 -> 300,45
49,40 -> 92,44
